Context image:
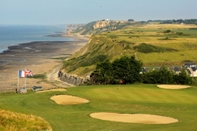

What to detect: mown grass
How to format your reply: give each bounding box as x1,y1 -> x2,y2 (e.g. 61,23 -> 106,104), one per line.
0,84 -> 197,131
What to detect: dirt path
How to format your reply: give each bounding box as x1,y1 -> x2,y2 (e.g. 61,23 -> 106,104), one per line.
46,63 -> 74,88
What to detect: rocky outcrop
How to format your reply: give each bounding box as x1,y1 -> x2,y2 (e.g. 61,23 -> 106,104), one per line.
93,20 -> 111,30
93,20 -> 126,30
58,71 -> 84,86
70,20 -> 129,35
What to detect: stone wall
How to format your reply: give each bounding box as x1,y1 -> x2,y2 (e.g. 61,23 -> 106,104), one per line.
58,71 -> 84,86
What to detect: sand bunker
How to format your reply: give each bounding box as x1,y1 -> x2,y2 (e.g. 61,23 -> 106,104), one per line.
50,95 -> 89,105
157,84 -> 190,89
36,88 -> 67,93
90,112 -> 178,124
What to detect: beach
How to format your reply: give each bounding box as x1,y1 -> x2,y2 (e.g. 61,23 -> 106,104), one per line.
0,37 -> 88,92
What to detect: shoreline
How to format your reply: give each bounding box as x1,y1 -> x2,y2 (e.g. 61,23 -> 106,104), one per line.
61,32 -> 91,41
0,36 -> 88,92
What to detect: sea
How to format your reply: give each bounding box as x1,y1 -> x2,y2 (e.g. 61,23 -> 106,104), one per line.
0,25 -> 73,53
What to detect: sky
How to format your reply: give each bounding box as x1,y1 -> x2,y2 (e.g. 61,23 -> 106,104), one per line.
0,0 -> 197,25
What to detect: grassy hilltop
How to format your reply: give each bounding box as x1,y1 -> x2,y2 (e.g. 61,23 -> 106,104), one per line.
64,21 -> 197,77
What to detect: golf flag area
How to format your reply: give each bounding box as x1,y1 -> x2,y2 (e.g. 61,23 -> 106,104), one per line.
17,69 -> 33,92
18,69 -> 33,78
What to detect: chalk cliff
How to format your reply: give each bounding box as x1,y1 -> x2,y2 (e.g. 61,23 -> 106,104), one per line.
70,19 -> 132,35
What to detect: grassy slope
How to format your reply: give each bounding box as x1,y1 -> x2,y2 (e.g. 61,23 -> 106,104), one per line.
0,109 -> 51,131
64,24 -> 197,76
63,35 -> 135,76
0,85 -> 197,131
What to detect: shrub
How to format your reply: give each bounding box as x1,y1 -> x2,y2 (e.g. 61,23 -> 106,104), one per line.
163,29 -> 171,33
176,32 -> 183,35
141,68 -> 193,85
31,74 -> 46,79
134,43 -> 178,53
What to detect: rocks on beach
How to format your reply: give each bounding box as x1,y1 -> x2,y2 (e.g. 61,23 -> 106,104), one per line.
0,40 -> 88,92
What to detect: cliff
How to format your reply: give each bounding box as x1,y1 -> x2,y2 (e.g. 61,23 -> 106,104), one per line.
70,20 -> 132,35
58,70 -> 85,86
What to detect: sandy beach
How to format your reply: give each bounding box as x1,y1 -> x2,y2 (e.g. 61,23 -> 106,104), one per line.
0,37 -> 88,92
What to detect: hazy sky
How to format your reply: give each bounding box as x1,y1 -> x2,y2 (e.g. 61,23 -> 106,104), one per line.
0,0 -> 197,25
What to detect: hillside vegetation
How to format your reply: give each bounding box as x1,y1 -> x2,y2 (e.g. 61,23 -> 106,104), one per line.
63,22 -> 197,77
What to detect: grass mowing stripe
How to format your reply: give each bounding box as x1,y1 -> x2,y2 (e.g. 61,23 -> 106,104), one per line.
0,84 -> 197,131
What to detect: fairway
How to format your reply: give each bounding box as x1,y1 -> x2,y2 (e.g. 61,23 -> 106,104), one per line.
0,84 -> 197,131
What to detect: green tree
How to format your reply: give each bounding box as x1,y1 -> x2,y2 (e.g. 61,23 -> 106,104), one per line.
142,67 -> 174,84
112,56 -> 131,83
90,55 -> 142,84
112,56 -> 142,84
142,67 -> 193,85
156,67 -> 174,84
174,69 -> 192,84
90,60 -> 112,84
129,56 -> 143,83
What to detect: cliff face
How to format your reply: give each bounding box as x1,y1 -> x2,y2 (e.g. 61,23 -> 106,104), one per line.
70,20 -> 130,35
93,20 -> 111,29
93,20 -> 126,30
58,70 -> 84,86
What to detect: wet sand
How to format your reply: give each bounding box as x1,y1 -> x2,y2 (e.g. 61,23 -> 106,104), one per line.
0,38 -> 88,92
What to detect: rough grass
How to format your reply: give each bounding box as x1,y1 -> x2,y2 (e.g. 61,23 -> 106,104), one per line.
0,109 -> 51,131
119,25 -> 197,65
0,84 -> 197,131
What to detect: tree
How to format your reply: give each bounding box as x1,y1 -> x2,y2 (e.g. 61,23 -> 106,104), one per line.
155,67 -> 174,84
174,69 -> 192,84
90,60 -> 113,84
111,56 -> 142,84
89,55 -> 142,84
112,56 -> 131,83
129,56 -> 143,83
142,67 -> 193,85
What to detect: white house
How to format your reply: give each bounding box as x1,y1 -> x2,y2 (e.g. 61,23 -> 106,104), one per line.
184,62 -> 197,77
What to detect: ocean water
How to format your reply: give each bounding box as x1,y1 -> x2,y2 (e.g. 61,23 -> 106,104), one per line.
0,25 -> 73,53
